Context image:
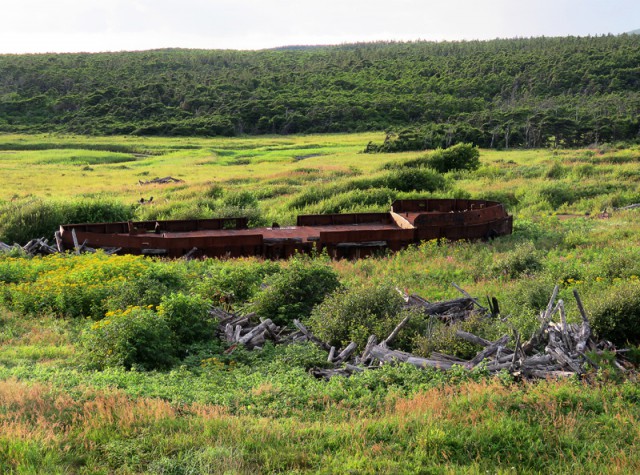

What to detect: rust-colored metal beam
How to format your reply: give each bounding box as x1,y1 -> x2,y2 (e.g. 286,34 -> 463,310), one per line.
59,199 -> 512,259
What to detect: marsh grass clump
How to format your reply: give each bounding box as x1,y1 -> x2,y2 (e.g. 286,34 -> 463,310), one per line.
384,167 -> 446,192
426,143 -> 481,173
0,198 -> 134,245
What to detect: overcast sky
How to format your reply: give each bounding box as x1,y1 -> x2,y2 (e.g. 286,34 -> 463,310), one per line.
1,0 -> 638,54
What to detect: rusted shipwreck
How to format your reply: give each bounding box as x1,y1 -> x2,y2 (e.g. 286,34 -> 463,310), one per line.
59,199 -> 512,259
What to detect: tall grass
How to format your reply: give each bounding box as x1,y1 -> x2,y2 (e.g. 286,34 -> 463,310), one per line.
0,198 -> 135,244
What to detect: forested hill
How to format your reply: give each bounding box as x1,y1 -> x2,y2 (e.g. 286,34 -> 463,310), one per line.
1,35 -> 640,147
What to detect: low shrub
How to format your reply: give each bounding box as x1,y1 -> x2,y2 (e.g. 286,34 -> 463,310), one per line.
426,143 -> 480,173
384,168 -> 446,192
104,265 -> 187,313
81,306 -> 176,370
491,242 -> 543,278
413,312 -> 498,360
222,190 -> 258,209
545,162 -> 568,179
308,284 -> 413,349
203,183 -> 224,199
193,261 -> 280,306
251,257 -> 341,326
304,188 -> 396,214
0,199 -> 62,245
590,281 -> 640,345
157,293 -> 215,350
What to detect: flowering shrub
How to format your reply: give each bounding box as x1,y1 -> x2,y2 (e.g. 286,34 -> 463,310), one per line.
0,253 -> 182,319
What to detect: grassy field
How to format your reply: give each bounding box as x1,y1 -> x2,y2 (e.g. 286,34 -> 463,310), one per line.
1,133 -> 640,473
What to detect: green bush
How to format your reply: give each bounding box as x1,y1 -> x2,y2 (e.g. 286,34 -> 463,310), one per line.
157,293 -> 215,350
81,306 -> 176,370
251,257 -> 341,326
204,183 -> 224,199
193,261 -> 280,306
104,265 -> 187,312
590,282 -> 640,345
545,162 -> 568,179
491,242 -> 543,278
426,143 -> 481,173
308,284 -> 411,349
384,168 -> 446,192
62,200 -> 133,225
305,188 -> 396,214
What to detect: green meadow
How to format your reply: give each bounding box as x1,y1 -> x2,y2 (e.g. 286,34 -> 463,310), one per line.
1,133 -> 640,473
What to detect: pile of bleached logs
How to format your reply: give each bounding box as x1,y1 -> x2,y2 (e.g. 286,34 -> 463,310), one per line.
0,231 -> 120,257
310,285 -> 628,380
210,307 -> 286,350
210,283 -> 629,381
138,176 -> 184,185
0,238 -> 59,255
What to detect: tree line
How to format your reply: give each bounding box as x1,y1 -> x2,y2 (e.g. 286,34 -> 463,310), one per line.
1,35 -> 639,146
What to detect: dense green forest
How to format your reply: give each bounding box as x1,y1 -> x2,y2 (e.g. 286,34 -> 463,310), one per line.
1,35 -> 640,147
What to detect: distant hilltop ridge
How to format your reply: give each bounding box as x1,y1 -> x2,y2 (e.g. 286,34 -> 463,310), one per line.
1,35 -> 639,147
627,28 -> 640,35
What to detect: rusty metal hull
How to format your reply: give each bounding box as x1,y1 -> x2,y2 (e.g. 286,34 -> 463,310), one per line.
59,199 -> 512,259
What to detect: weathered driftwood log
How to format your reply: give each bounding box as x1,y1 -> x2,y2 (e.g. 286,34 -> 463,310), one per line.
384,314 -> 412,347
573,290 -> 592,353
455,330 -> 493,348
369,344 -> 412,363
406,356 -> 456,370
182,247 -> 199,260
293,319 -> 331,351
451,282 -> 488,312
522,285 -> 560,354
614,203 -> 640,211
359,335 -> 378,363
139,176 -> 184,185
333,342 -> 358,364
465,335 -> 510,369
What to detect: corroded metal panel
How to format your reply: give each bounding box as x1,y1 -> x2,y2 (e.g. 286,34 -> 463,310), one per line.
59,199 -> 512,259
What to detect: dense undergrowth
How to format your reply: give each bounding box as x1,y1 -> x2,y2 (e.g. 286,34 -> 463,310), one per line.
1,134 -> 640,473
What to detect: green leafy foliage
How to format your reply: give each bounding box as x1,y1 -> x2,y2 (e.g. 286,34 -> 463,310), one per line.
425,143 -> 481,173
308,284 -> 408,349
490,242 -> 543,278
590,282 -> 640,345
384,167 -> 447,192
104,265 -> 187,313
157,292 -> 215,351
81,306 -> 176,370
251,256 -> 341,326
